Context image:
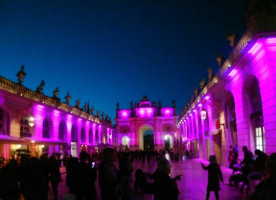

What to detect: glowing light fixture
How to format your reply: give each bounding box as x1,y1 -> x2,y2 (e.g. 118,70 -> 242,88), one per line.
31,140 -> 35,143
198,103 -> 202,108
201,110 -> 207,120
205,95 -> 210,100
28,116 -> 35,127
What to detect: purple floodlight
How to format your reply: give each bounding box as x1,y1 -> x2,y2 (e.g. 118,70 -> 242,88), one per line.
119,110 -> 131,118
160,108 -> 173,116
266,37 -> 276,44
228,69 -> 238,78
136,107 -> 154,117
198,103 -> 202,108
248,42 -> 262,55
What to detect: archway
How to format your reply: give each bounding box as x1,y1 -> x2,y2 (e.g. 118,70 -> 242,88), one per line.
243,75 -> 264,151
139,125 -> 154,150
164,134 -> 172,151
225,91 -> 237,147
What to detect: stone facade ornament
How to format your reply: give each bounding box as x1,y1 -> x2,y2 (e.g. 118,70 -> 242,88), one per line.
97,111 -> 100,117
16,65 -> 26,84
36,80 -> 45,93
116,102 -> 119,110
207,68 -> 213,82
65,92 -> 71,104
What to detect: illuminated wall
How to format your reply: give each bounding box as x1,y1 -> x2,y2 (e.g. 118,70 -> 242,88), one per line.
177,34 -> 276,165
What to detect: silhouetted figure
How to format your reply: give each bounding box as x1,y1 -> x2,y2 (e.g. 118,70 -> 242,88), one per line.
0,159 -> 20,200
39,153 -> 50,199
21,157 -> 48,200
153,158 -> 180,200
249,153 -> 276,200
73,151 -> 97,200
66,155 -> 78,193
201,155 -> 223,200
240,146 -> 254,194
254,149 -> 268,174
98,148 -> 120,200
119,154 -> 134,200
49,153 -> 61,200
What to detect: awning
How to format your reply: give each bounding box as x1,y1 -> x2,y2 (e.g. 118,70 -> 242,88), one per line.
0,135 -> 27,144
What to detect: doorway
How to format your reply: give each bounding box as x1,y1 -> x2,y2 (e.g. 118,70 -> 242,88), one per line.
144,130 -> 154,151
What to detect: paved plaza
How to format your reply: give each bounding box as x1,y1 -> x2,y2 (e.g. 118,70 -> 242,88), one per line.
46,156 -> 247,200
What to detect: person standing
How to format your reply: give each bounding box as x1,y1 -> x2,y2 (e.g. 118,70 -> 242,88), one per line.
153,158 -> 180,200
201,155 -> 224,200
98,148 -> 120,200
49,153 -> 61,200
73,151 -> 97,200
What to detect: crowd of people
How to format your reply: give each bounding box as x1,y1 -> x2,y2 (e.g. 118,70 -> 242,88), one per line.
227,145 -> 276,200
0,147 -> 275,200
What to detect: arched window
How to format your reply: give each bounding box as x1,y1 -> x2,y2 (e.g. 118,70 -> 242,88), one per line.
59,121 -> 67,141
42,118 -> 52,138
20,115 -> 31,137
0,108 -> 5,134
89,128 -> 93,144
81,127 -> 86,142
71,124 -> 77,142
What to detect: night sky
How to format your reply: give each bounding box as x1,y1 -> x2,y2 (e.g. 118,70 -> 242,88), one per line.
0,0 -> 247,123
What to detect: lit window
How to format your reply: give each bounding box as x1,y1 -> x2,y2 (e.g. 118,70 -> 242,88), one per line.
20,115 -> 31,137
255,127 -> 265,151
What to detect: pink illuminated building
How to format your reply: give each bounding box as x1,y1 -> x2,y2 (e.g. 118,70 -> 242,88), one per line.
115,96 -> 178,151
177,15 -> 276,165
0,70 -> 112,159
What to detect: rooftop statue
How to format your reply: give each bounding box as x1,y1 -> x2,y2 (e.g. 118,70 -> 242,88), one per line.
215,52 -> 225,66
53,87 -> 59,99
207,68 -> 213,82
141,95 -> 149,102
84,102 -> 89,113
76,99 -> 80,109
226,32 -> 237,47
194,87 -> 199,97
91,106 -> 95,115
199,77 -> 206,89
65,92 -> 71,104
36,80 -> 45,93
16,65 -> 26,84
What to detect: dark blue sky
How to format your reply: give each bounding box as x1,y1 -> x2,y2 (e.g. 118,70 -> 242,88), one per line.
0,0 -> 246,123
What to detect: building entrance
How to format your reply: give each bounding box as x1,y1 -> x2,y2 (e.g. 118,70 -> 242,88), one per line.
144,130 -> 154,151
139,125 -> 154,150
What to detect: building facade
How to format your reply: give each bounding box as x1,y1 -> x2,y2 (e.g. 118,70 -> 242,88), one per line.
177,15 -> 276,165
0,69 -> 112,159
115,96 -> 178,151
